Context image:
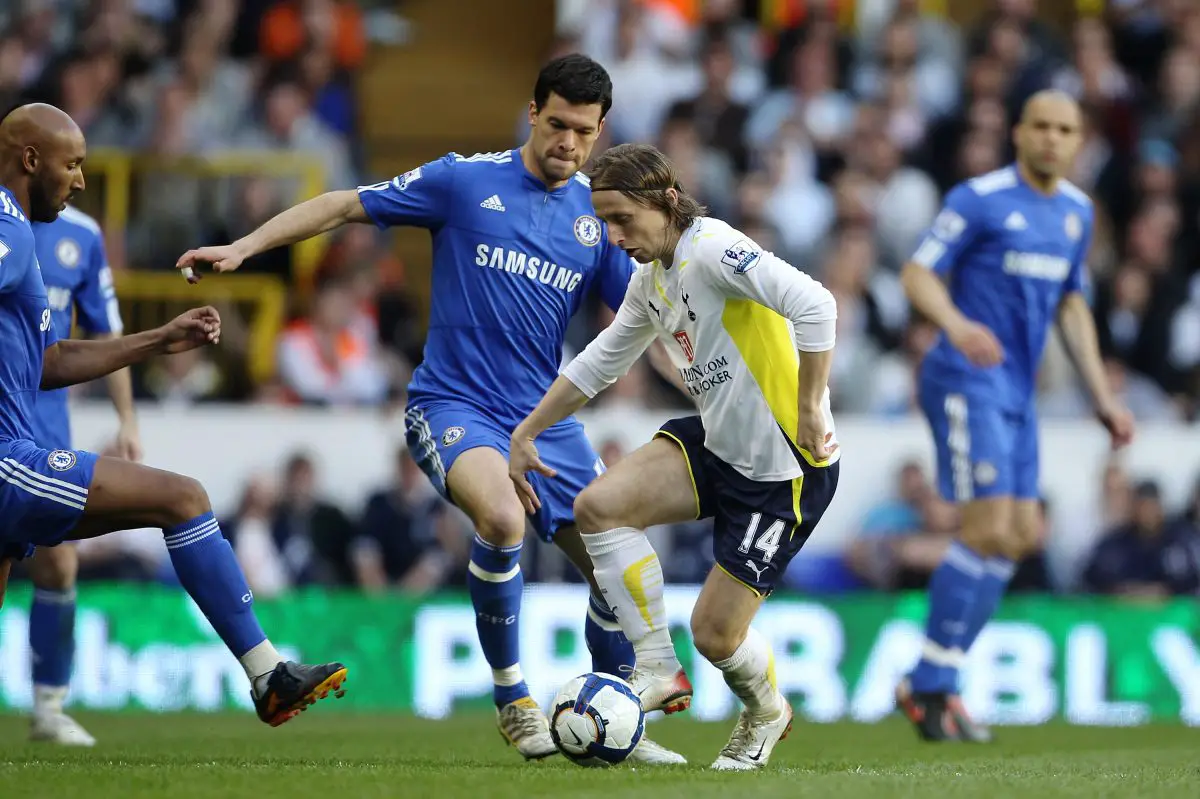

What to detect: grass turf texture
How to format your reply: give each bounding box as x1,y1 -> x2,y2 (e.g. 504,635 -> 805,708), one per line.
1,713 -> 1198,798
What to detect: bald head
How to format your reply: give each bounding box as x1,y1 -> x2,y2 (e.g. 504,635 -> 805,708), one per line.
0,103 -> 86,223
1014,90 -> 1082,186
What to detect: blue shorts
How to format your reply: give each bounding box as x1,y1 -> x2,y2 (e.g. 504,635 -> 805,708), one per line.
918,382 -> 1039,502
0,438 -> 97,552
404,399 -> 604,541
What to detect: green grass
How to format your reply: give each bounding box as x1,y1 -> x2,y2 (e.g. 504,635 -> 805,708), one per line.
1,713 -> 1199,798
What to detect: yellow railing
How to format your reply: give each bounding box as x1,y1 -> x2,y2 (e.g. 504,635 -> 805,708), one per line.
78,150 -> 327,384
112,271 -> 287,385
84,149 -> 327,291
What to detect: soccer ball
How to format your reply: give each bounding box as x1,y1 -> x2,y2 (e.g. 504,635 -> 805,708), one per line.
549,672 -> 645,767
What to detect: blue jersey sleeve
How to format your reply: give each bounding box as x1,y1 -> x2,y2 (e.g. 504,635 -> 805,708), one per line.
596,237 -> 636,312
0,217 -> 26,293
73,232 -> 122,334
356,154 -> 455,230
909,184 -> 983,276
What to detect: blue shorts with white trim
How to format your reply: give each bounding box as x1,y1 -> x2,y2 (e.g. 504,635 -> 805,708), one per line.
0,438 -> 97,550
917,380 -> 1040,502
403,398 -> 605,541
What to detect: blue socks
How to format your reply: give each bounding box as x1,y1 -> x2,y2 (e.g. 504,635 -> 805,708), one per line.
30,587 -> 76,690
164,512 -> 267,658
585,593 -> 635,675
962,556 -> 1015,653
910,541 -> 986,694
467,535 -> 528,707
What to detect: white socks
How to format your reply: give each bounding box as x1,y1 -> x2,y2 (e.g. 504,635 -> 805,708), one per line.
33,684 -> 68,717
712,627 -> 780,719
240,639 -> 284,696
583,527 -> 679,675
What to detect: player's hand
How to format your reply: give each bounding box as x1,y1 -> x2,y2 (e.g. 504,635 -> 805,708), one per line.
115,421 -> 144,462
161,306 -> 222,353
1097,400 -> 1135,450
796,408 -> 838,463
508,431 -> 557,515
176,244 -> 245,283
948,320 -> 1004,367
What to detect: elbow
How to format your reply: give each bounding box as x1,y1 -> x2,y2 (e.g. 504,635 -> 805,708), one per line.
795,287 -> 838,353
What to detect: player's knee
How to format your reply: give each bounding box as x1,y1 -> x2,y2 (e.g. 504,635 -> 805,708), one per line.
689,615 -> 741,663
166,475 -> 211,525
574,483 -> 622,533
30,545 -> 77,589
472,502 -> 525,548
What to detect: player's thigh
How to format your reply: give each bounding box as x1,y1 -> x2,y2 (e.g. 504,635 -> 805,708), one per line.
573,418 -> 710,533
406,400 -> 526,546
27,543 -> 78,589
1007,498 -> 1043,561
707,457 -> 840,603
527,420 -> 606,543
68,456 -> 211,539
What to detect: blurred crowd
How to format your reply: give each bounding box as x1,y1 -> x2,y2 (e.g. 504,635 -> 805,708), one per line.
5,1 -> 1200,596
2,1 -> 1199,421
46,435 -> 1200,602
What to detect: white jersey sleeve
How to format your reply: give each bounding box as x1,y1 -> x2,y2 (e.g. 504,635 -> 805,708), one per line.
559,267 -> 657,398
695,229 -> 837,352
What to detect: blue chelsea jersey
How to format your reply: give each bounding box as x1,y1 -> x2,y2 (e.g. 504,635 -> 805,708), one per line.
357,149 -> 635,423
28,206 -> 122,449
912,165 -> 1094,411
0,185 -> 59,443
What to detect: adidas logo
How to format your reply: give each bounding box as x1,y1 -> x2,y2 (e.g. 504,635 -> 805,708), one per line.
1004,211 -> 1027,230
480,194 -> 506,212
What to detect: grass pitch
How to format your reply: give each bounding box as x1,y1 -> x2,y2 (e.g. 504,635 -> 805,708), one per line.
1,712 -> 1198,798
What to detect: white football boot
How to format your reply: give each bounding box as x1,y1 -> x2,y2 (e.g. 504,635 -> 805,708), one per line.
628,735 -> 687,765
30,712 -> 96,747
710,693 -> 794,771
624,667 -> 694,715
496,697 -> 559,760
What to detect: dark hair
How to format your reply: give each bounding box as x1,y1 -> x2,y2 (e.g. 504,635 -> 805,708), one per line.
586,143 -> 707,231
533,53 -> 613,118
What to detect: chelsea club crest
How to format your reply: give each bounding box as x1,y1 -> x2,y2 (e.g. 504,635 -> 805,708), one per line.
1064,212 -> 1082,241
442,426 -> 466,447
48,450 -> 77,471
55,238 -> 81,269
574,215 -> 601,247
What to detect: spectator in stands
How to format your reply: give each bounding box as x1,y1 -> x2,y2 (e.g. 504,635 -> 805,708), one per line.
260,0 -> 366,74
845,460 -> 950,590
353,447 -> 470,594
663,24 -> 751,173
268,452 -> 357,586
226,474 -> 290,598
277,272 -> 390,407
1082,479 -> 1200,598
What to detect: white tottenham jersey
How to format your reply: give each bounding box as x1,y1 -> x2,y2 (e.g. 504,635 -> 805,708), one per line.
561,217 -> 839,482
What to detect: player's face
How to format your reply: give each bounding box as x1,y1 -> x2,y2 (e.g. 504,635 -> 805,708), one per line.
30,130 -> 86,223
592,189 -> 671,263
528,93 -> 604,185
1015,98 -> 1082,181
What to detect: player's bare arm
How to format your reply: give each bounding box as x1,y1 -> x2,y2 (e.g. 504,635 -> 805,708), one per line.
509,377 -> 593,514
91,331 -> 141,460
900,262 -> 1004,367
176,190 -> 369,281
796,348 -> 837,460
1056,291 -> 1135,448
41,306 -> 220,389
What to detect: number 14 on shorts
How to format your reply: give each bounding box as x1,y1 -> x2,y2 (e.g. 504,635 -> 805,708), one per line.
738,513 -> 784,564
